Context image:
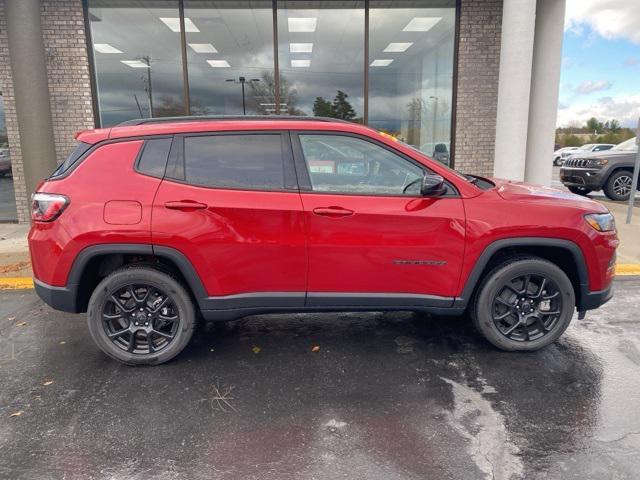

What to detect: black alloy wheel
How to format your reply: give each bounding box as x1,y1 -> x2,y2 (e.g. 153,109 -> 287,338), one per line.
491,274 -> 561,342
88,267 -> 195,365
102,284 -> 180,355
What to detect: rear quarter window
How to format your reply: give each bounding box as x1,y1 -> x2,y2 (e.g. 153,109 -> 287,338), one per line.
50,142 -> 92,178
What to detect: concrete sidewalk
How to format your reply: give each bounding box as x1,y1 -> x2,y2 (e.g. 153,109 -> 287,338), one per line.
1,198 -> 639,288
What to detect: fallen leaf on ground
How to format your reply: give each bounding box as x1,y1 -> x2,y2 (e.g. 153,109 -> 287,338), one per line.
252,346 -> 261,354
16,322 -> 27,327
43,380 -> 54,386
9,411 -> 23,418
311,345 -> 320,352
7,316 -> 15,321
59,341 -> 66,345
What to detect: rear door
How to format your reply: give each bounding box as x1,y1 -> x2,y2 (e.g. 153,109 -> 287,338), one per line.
291,132 -> 466,307
152,131 -> 306,308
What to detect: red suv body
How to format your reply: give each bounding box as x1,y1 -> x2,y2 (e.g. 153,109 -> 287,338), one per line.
28,117 -> 618,365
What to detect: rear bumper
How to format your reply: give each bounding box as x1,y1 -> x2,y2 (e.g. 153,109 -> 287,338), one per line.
581,283 -> 613,311
33,278 -> 79,313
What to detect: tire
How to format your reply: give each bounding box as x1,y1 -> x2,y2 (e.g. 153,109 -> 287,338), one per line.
604,170 -> 634,201
471,257 -> 575,351
87,267 -> 196,365
567,186 -> 591,196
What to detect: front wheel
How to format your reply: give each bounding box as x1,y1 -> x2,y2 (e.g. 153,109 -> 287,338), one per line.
87,267 -> 196,365
471,257 -> 575,351
604,170 -> 634,201
567,186 -> 591,196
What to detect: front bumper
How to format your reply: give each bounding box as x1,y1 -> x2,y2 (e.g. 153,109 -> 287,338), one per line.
560,167 -> 606,190
580,283 -> 613,311
33,278 -> 80,313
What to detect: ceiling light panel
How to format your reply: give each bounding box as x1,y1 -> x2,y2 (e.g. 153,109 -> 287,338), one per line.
383,42 -> 413,53
94,43 -> 123,54
402,17 -> 442,32
289,43 -> 313,53
291,59 -> 311,67
370,59 -> 393,67
159,17 -> 200,32
189,43 -> 218,53
121,60 -> 150,68
288,17 -> 317,32
207,60 -> 230,68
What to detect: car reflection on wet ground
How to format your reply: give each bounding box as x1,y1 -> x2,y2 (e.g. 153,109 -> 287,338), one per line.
1,277 -> 639,480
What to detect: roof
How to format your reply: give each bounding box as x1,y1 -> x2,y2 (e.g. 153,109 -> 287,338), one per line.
76,116 -> 370,145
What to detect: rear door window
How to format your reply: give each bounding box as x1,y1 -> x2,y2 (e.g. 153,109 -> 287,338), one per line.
183,134 -> 285,190
137,137 -> 173,177
50,142 -> 92,178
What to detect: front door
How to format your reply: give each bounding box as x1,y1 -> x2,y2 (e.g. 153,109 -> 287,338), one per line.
152,131 -> 306,308
292,132 -> 465,307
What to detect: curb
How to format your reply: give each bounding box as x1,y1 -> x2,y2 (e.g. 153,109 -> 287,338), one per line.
1,264 -> 639,291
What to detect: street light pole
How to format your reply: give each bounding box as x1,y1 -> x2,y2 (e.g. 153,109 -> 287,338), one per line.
625,117 -> 640,224
226,76 -> 260,115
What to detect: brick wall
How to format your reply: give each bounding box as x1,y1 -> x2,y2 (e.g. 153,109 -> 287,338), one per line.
453,0 -> 503,176
0,0 -> 94,223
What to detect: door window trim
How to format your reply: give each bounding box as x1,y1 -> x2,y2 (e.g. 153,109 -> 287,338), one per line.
290,131 -> 459,198
164,130 -> 299,192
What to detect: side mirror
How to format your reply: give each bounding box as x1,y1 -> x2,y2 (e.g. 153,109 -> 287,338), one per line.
421,173 -> 447,197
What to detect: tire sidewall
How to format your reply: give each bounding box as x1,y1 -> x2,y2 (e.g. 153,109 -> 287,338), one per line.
87,268 -> 195,365
474,260 -> 575,351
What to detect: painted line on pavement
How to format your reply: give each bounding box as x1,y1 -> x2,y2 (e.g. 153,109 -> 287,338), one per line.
616,264 -> 640,276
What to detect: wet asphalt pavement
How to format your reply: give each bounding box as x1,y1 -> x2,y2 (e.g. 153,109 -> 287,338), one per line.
1,278 -> 640,480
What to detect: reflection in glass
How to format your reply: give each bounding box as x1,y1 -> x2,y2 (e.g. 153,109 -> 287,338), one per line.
369,1 -> 455,163
277,1 -> 364,119
0,94 -> 17,222
88,0 -> 186,126
184,1 -> 274,116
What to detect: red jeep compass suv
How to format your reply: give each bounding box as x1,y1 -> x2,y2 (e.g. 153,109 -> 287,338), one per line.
28,117 -> 618,365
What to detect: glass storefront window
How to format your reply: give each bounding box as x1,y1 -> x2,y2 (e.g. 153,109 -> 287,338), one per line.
277,1 -> 364,119
368,1 -> 456,163
0,93 -> 17,222
184,1 -> 274,116
88,0 -> 186,126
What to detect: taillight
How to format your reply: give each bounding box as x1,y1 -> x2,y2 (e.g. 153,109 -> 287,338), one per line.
31,193 -> 69,222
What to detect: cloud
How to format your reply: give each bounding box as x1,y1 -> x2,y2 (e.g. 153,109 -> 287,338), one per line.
565,0 -> 640,44
573,80 -> 612,94
556,94 -> 640,127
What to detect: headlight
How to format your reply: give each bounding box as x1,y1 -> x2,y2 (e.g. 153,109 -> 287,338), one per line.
585,213 -> 616,232
587,158 -> 608,167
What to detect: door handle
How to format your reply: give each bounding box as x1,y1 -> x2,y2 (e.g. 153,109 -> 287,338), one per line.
164,200 -> 208,211
312,206 -> 354,217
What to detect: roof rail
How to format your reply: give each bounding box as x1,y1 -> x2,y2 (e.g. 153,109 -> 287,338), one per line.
116,115 -> 352,127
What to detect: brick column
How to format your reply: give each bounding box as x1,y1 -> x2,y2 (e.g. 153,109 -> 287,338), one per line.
453,0 -> 503,177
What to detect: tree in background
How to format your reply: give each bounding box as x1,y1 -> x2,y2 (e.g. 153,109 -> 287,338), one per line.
312,97 -> 333,117
556,117 -> 634,148
249,71 -> 305,116
331,91 -> 357,120
586,117 -> 604,134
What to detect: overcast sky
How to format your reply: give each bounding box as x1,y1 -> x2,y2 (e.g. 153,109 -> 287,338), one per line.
558,0 -> 640,128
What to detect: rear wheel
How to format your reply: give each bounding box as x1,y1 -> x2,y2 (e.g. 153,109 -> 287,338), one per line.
604,170 -> 634,201
471,257 -> 575,351
87,267 -> 195,365
567,186 -> 591,196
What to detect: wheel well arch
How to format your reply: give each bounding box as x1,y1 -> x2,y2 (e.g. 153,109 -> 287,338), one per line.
459,238 -> 589,311
605,166 -> 634,182
70,244 -> 207,313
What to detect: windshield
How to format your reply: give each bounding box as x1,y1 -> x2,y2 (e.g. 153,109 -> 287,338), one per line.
612,137 -> 638,151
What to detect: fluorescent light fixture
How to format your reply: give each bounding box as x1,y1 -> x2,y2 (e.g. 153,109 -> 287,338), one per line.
370,59 -> 393,67
94,43 -> 123,54
288,17 -> 317,32
383,42 -> 413,53
291,59 -> 311,68
207,59 -> 230,68
289,43 -> 313,53
159,17 -> 199,32
189,43 -> 218,53
403,17 -> 442,32
120,60 -> 150,68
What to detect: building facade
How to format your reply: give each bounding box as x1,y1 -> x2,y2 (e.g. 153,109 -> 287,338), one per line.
0,0 -> 564,224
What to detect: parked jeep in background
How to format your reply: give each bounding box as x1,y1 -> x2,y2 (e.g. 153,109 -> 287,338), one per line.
560,137 -> 638,200
556,143 -> 615,166
553,146 -> 578,166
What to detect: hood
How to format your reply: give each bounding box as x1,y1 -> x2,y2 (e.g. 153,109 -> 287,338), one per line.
491,178 -> 608,213
568,149 -> 636,160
